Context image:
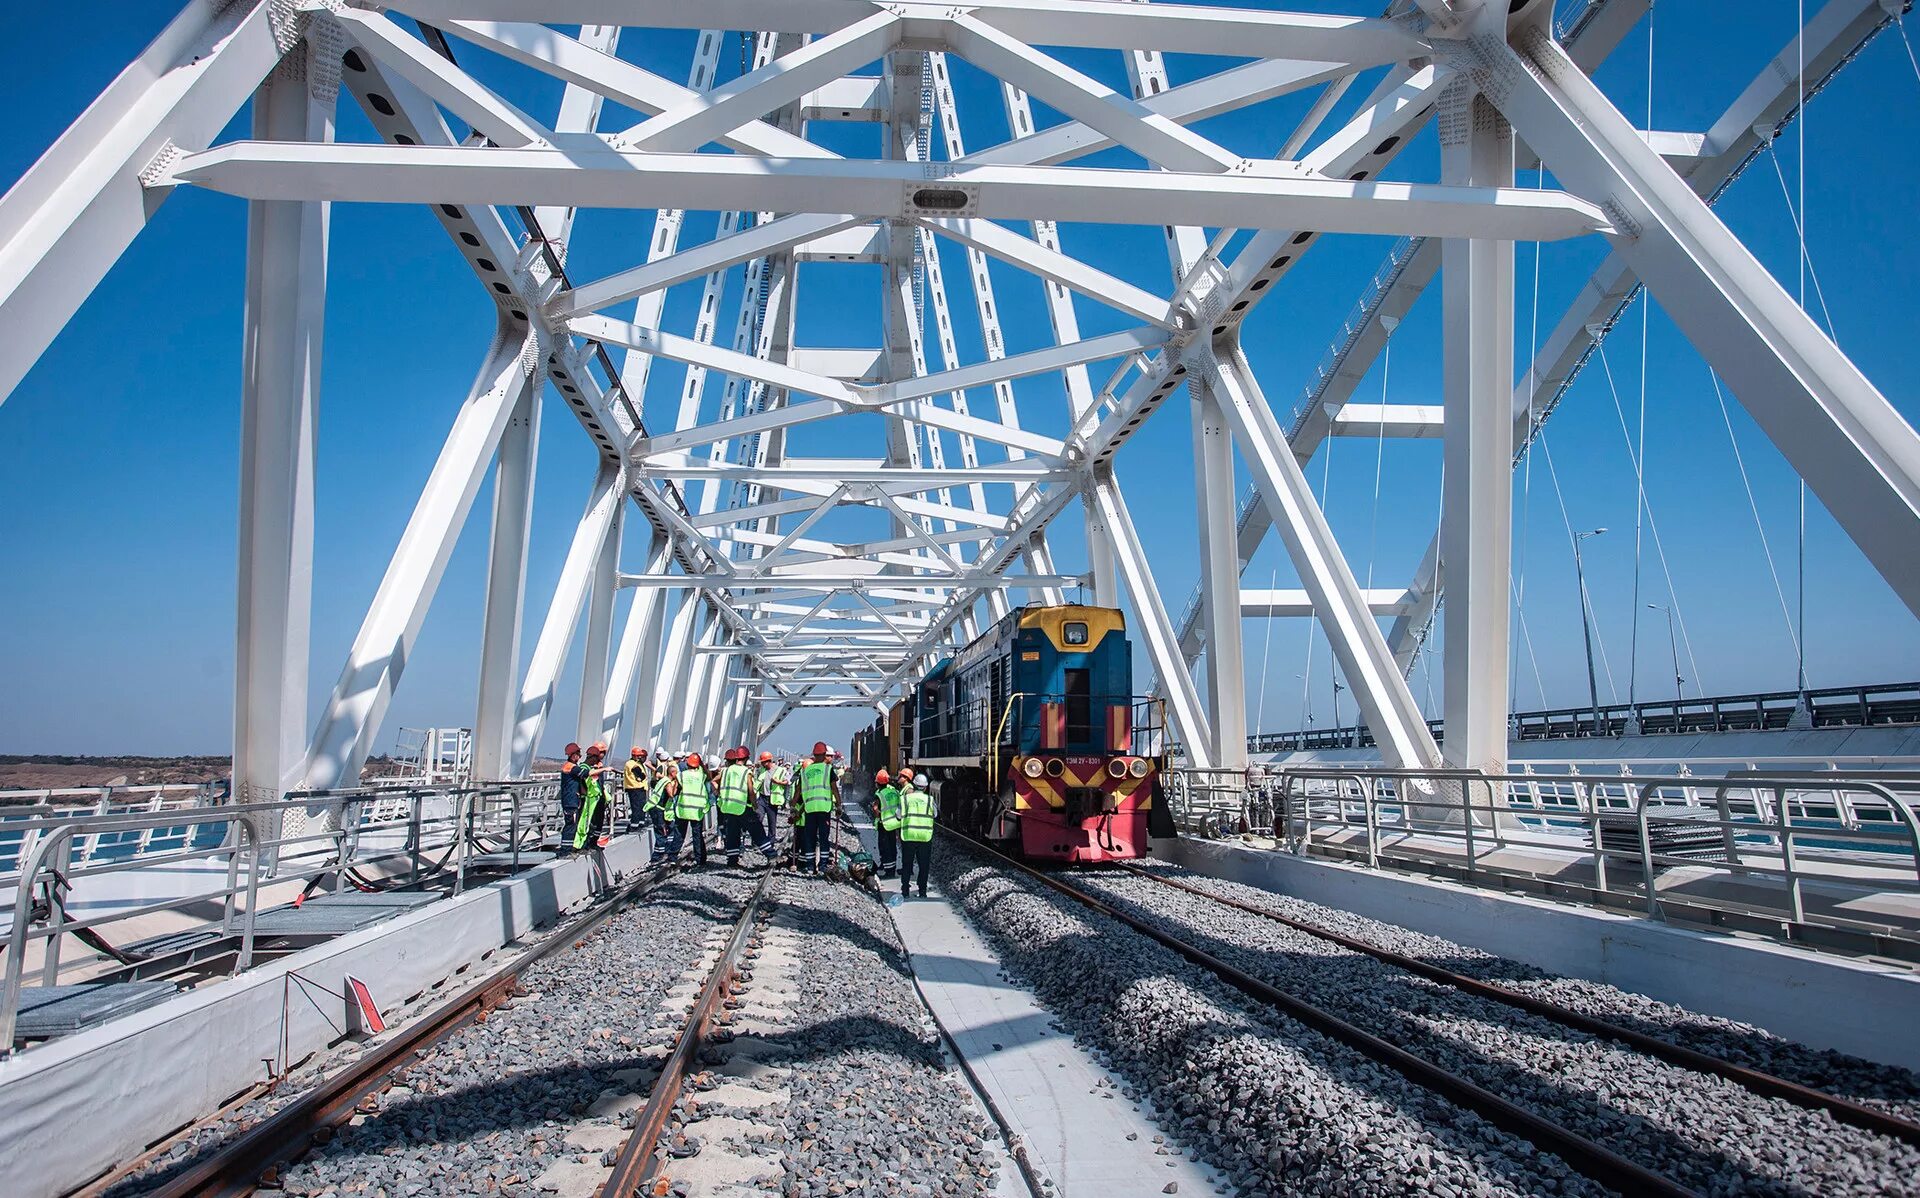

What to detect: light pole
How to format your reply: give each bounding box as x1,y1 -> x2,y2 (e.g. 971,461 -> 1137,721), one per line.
1648,603 -> 1683,706
1572,528 -> 1607,735
1331,679 -> 1346,747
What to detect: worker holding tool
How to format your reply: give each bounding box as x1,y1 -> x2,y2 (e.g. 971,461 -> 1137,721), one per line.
573,743 -> 612,851
872,768 -> 902,879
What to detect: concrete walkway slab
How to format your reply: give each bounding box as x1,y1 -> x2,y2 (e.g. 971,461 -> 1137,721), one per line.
890,887 -> 1227,1198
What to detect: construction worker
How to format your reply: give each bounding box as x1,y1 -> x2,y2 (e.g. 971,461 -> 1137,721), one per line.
756,751 -> 786,852
573,743 -> 612,851
623,748 -> 649,834
794,742 -> 839,874
717,747 -> 757,867
557,742 -> 587,852
644,750 -> 676,862
898,769 -> 935,899
665,752 -> 710,867
872,768 -> 902,879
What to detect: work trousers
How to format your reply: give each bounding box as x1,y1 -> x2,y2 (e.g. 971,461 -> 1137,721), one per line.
665,817 -> 707,865
758,798 -> 782,849
794,812 -> 829,872
625,788 -> 647,831
645,807 -> 670,859
559,801 -> 581,852
900,840 -> 932,896
720,810 -> 763,863
876,826 -> 899,875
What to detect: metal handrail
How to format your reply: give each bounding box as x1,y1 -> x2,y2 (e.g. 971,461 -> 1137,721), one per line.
1,807 -> 263,1051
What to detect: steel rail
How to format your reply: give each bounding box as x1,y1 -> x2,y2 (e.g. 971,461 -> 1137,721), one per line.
955,834 -> 1697,1198
1115,862 -> 1920,1148
598,865 -> 776,1197
146,861 -> 682,1198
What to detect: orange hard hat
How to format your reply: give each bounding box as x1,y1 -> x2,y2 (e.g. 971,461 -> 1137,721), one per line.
685,752 -> 702,768
565,743 -> 581,757
812,741 -> 828,758
631,747 -> 643,758
899,767 -> 915,781
875,769 -> 890,784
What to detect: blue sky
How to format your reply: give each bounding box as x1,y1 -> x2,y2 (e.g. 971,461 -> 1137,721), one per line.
2,2 -> 1917,758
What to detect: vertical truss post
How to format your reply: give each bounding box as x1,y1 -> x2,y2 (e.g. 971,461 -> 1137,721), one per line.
651,592 -> 702,748
602,531 -> 670,753
508,461 -> 624,776
1190,377 -> 1248,768
576,466 -> 627,749
1206,346 -> 1441,770
1022,534 -> 1066,607
1082,494 -> 1118,605
1090,475 -> 1214,766
234,56 -> 330,811
473,379 -> 540,778
668,614 -> 719,752
1439,84 -> 1514,775
301,323 -> 538,791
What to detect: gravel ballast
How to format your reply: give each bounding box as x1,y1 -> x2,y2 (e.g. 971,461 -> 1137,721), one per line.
1078,868 -> 1920,1197
936,842 -> 1609,1198
113,867 -> 759,1196
740,826 -> 1006,1198
1132,857 -> 1920,1122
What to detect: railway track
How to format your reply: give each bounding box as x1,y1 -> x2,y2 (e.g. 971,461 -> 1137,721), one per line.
953,834 -> 1691,1197
1112,861 -> 1920,1149
135,864 -> 774,1198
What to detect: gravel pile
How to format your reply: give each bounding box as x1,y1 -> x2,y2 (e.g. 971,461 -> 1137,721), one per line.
1079,870 -> 1920,1197
937,844 -> 1607,1198
113,868 -> 758,1196
1131,859 -> 1920,1122
742,825 -> 1004,1198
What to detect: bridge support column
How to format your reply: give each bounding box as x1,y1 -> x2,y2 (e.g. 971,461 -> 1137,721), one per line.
1439,85 -> 1515,778
234,59 -> 331,810
1205,346 -> 1441,772
1083,496 -> 1118,606
473,381 -> 540,779
575,470 -> 626,750
1191,378 -> 1248,770
509,461 -> 624,775
650,594 -> 700,749
602,531 -> 670,754
1090,475 -> 1214,767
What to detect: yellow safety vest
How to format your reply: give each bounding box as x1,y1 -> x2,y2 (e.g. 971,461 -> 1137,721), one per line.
799,760 -> 833,813
675,767 -> 710,820
718,764 -> 753,815
762,765 -> 790,806
876,784 -> 902,832
900,787 -> 935,843
624,761 -> 647,789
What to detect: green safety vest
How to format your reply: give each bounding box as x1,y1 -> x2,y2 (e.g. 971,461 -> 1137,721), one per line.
799,760 -> 834,814
718,763 -> 753,816
900,787 -> 935,843
876,784 -> 902,832
762,765 -> 790,806
675,766 -> 710,821
573,770 -> 606,849
646,770 -> 672,811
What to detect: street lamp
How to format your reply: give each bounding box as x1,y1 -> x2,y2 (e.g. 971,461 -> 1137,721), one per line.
1572,528 -> 1608,736
1648,603 -> 1683,706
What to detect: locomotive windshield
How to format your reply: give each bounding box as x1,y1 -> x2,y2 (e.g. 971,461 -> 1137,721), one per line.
1063,621 -> 1089,646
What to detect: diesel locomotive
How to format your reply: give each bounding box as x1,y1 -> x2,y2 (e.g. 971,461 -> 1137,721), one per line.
852,603 -> 1173,863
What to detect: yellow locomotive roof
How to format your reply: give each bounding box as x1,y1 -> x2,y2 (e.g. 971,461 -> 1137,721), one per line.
1017,604 -> 1125,652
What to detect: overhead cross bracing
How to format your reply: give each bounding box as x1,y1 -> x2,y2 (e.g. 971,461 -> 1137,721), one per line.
1,0 -> 1916,794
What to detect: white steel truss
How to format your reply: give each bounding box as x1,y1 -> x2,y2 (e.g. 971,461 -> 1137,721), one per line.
2,0 -> 1915,786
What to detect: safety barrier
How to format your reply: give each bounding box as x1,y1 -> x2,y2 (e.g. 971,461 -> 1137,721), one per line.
1159,765 -> 1920,954
0,779 -> 562,1053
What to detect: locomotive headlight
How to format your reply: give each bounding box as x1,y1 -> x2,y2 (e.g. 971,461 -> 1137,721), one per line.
1128,757 -> 1150,779
1107,759 -> 1129,779
1022,757 -> 1044,779
1044,758 -> 1065,778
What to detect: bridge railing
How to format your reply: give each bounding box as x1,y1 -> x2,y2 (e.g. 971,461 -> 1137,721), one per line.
0,779 -> 563,1053
1244,680 -> 1920,754
1161,764 -> 1920,957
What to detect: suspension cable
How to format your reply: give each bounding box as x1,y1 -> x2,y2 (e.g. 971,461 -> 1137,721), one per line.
1594,341 -> 1705,693
1540,433 -> 1619,702
1627,4 -> 1656,710
1898,13 -> 1920,90
1707,367 -> 1800,659
1364,331 -> 1392,590
1255,566 -> 1278,738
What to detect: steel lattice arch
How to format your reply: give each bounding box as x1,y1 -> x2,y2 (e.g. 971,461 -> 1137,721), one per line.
1,0 -> 1915,803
